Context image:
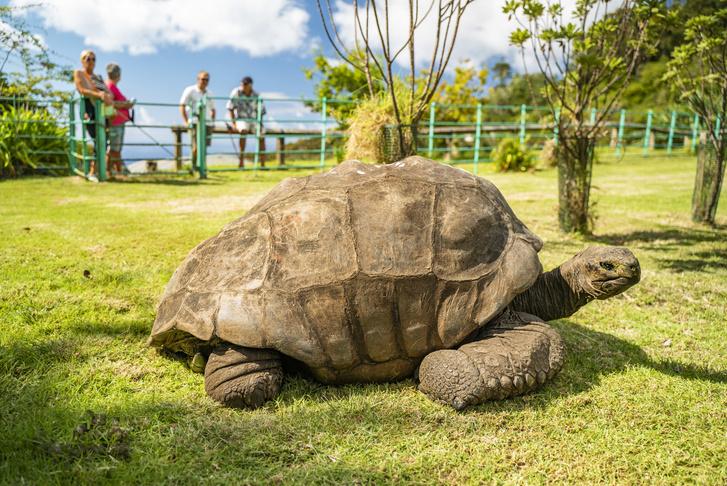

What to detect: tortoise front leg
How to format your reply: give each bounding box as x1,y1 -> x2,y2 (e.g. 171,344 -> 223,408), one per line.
417,311 -> 565,410
204,344 -> 283,409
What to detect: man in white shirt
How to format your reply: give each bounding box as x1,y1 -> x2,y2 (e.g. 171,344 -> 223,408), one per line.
180,71 -> 216,168
227,76 -> 266,168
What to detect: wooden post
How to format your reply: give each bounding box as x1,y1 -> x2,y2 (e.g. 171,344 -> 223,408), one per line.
174,127 -> 183,170
276,136 -> 285,166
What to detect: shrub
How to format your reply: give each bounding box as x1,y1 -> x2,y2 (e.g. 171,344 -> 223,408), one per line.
0,105 -> 68,177
492,138 -> 534,172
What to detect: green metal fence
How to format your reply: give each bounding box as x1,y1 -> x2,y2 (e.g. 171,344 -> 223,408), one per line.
1,94 -> 719,181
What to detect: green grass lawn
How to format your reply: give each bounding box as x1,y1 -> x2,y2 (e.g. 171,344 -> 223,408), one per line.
1,154 -> 725,484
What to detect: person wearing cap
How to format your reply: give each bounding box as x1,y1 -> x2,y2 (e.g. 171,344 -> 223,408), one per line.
105,63 -> 135,175
180,71 -> 216,169
73,49 -> 113,181
227,76 -> 267,168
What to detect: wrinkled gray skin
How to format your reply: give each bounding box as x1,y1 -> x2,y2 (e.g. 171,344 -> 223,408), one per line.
149,157 -> 641,410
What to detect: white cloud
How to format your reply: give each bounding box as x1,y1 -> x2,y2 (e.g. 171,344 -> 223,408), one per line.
10,0 -> 309,56
327,0 -> 588,73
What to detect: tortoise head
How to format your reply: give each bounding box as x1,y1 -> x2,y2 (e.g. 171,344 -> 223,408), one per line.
565,246 -> 641,300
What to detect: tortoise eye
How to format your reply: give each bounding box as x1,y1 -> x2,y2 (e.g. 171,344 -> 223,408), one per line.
600,261 -> 615,271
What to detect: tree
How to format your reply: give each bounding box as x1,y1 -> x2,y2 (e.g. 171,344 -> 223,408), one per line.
316,0 -> 475,161
431,60 -> 487,122
504,0 -> 668,233
303,51 -> 385,127
492,60 -> 512,87
664,10 -> 727,225
1,6 -> 70,101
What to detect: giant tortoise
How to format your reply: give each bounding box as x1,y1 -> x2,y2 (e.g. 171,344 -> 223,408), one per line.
149,157 -> 640,410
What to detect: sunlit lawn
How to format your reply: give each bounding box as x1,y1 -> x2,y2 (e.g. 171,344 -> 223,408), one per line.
0,152 -> 725,484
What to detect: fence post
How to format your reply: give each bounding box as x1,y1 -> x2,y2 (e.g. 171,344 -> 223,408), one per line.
667,110 -> 676,154
428,102 -> 436,157
616,109 -> 626,156
519,104 -> 527,145
590,107 -> 597,126
80,99 -> 88,175
197,97 -> 207,179
473,103 -> 482,176
94,99 -> 106,181
642,109 -> 653,156
691,114 -> 699,153
715,115 -> 722,143
319,97 -> 327,170
67,99 -> 76,173
254,96 -> 263,170
553,108 -> 560,146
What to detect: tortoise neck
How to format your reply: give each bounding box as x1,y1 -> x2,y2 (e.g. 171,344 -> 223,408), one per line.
510,264 -> 591,321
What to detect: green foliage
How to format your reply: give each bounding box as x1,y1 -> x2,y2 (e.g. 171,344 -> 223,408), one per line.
0,6 -> 71,101
492,138 -> 535,172
664,9 -> 727,148
0,104 -> 68,177
303,51 -> 384,126
431,61 -> 488,122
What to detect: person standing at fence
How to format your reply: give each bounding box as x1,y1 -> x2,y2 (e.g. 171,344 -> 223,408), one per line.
105,63 -> 135,176
180,71 -> 216,170
227,76 -> 266,168
73,49 -> 113,181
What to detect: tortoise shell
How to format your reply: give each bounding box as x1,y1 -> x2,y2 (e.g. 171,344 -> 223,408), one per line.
150,157 -> 543,383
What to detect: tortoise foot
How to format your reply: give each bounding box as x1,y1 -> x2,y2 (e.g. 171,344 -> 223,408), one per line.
204,345 -> 283,409
418,312 -> 564,410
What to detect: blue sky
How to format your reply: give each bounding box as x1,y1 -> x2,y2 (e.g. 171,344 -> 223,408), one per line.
3,0 -> 534,103
2,0 -> 542,159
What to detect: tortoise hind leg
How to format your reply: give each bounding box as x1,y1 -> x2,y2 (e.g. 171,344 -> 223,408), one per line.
204,344 -> 283,409
417,311 -> 564,410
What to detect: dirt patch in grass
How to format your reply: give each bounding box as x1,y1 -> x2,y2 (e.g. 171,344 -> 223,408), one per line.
108,194 -> 264,215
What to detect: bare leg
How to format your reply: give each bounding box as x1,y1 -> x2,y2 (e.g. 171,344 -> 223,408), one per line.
239,136 -> 246,167
204,344 -> 283,409
417,311 -> 564,410
259,137 -> 266,166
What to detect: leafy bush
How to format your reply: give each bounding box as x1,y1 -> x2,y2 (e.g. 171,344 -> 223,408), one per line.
492,138 -> 535,172
0,105 -> 68,177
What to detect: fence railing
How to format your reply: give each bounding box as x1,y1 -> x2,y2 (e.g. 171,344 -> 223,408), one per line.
1,94 -> 720,181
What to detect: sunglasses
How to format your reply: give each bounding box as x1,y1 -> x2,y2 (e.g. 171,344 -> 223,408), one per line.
84,56 -> 96,61
199,77 -> 209,81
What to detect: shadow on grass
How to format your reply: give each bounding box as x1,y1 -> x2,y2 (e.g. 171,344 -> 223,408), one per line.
110,177 -> 220,186
589,227 -> 727,272
591,227 -> 726,246
552,320 -> 727,387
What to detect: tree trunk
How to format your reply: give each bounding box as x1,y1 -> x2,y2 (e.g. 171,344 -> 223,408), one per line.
557,136 -> 596,233
692,142 -> 726,225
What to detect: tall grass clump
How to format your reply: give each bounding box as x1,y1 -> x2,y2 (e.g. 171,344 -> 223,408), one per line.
345,83 -> 416,163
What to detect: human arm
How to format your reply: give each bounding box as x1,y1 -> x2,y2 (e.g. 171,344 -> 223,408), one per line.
228,109 -> 237,131
180,104 -> 189,126
74,70 -> 112,104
